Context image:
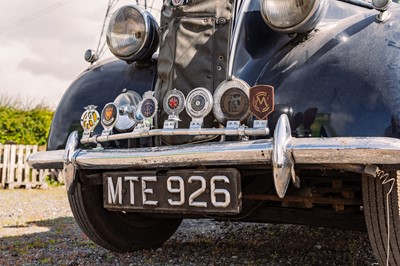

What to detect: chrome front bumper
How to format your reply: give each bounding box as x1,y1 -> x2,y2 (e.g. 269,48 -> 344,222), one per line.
28,136 -> 400,169
27,115 -> 400,197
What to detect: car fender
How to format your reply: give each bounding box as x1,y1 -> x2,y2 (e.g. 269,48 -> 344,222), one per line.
253,5 -> 400,137
47,59 -> 157,150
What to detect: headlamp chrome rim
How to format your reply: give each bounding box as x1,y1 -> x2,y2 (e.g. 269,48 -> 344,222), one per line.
106,5 -> 159,62
260,0 -> 329,34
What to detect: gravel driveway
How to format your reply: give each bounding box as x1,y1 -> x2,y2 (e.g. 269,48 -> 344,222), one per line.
0,187 -> 377,265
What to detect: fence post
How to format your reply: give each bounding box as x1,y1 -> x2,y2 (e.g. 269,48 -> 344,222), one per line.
1,145 -> 10,188
0,144 -> 3,188
31,145 -> 39,187
7,145 -> 17,189
24,145 -> 32,189
38,169 -> 49,189
16,145 -> 24,186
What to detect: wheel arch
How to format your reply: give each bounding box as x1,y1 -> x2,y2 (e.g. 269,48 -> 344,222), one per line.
47,59 -> 157,150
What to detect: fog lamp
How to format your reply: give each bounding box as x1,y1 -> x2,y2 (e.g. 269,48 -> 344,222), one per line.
114,91 -> 142,132
106,5 -> 159,62
260,0 -> 328,34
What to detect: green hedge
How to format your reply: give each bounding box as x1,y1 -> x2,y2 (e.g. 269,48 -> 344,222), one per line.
0,106 -> 53,145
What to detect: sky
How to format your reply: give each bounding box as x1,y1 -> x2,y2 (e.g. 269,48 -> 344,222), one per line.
0,0 -> 162,108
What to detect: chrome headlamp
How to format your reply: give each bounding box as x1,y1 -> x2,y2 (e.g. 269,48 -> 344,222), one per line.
372,0 -> 391,11
106,5 -> 159,62
114,91 -> 142,132
260,0 -> 329,34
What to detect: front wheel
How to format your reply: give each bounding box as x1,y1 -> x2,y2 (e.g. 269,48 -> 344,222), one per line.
362,170 -> 400,265
68,175 -> 182,252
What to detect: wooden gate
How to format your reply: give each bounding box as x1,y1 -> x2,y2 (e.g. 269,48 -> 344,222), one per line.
0,144 -> 62,189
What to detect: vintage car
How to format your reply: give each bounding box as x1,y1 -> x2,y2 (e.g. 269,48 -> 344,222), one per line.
29,0 -> 400,264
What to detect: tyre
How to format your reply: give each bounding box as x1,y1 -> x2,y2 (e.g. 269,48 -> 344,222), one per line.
68,176 -> 182,252
362,170 -> 400,265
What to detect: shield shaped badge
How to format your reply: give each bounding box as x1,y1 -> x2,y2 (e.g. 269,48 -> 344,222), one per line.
105,106 -> 114,121
249,85 -> 274,120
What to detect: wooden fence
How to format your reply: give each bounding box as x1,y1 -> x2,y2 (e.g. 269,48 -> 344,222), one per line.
0,144 -> 63,189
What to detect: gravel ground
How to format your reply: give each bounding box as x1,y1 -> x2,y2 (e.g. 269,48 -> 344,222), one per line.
0,187 -> 377,265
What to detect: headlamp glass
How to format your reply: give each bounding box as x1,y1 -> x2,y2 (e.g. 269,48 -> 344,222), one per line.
262,0 -> 315,28
106,5 -> 158,61
261,0 -> 327,34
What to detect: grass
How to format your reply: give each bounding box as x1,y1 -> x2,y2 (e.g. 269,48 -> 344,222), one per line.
44,176 -> 64,187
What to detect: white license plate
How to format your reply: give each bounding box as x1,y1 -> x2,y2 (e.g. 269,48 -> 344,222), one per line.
103,169 -> 241,214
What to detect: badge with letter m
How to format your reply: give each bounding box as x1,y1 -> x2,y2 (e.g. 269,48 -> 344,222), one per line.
249,85 -> 274,120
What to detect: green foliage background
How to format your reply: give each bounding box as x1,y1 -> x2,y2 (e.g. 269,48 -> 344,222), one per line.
0,105 -> 54,145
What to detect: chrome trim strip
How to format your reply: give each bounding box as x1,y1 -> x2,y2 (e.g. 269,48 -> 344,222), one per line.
338,0 -> 373,9
227,1 -> 250,78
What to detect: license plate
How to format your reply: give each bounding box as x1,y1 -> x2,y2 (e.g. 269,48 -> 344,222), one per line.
103,168 -> 241,214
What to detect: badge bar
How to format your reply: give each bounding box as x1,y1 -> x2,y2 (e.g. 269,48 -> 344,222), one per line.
80,82 -> 276,142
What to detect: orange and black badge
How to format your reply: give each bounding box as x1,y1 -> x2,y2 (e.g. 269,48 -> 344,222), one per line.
249,85 -> 274,120
101,103 -> 118,128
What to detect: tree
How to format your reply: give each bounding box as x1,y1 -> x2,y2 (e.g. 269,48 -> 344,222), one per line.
0,105 -> 53,145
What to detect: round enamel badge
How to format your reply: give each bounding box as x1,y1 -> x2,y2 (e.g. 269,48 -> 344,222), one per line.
213,79 -> 251,125
141,99 -> 157,118
136,91 -> 158,120
163,89 -> 185,116
221,88 -> 249,120
101,103 -> 118,129
186,87 -> 213,119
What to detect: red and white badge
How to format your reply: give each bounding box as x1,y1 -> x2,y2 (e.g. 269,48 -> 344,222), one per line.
163,89 -> 186,116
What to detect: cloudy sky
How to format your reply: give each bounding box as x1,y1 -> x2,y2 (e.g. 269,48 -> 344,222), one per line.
0,0 -> 162,108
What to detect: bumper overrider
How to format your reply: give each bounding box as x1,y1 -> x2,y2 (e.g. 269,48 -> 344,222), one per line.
28,115 -> 400,198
